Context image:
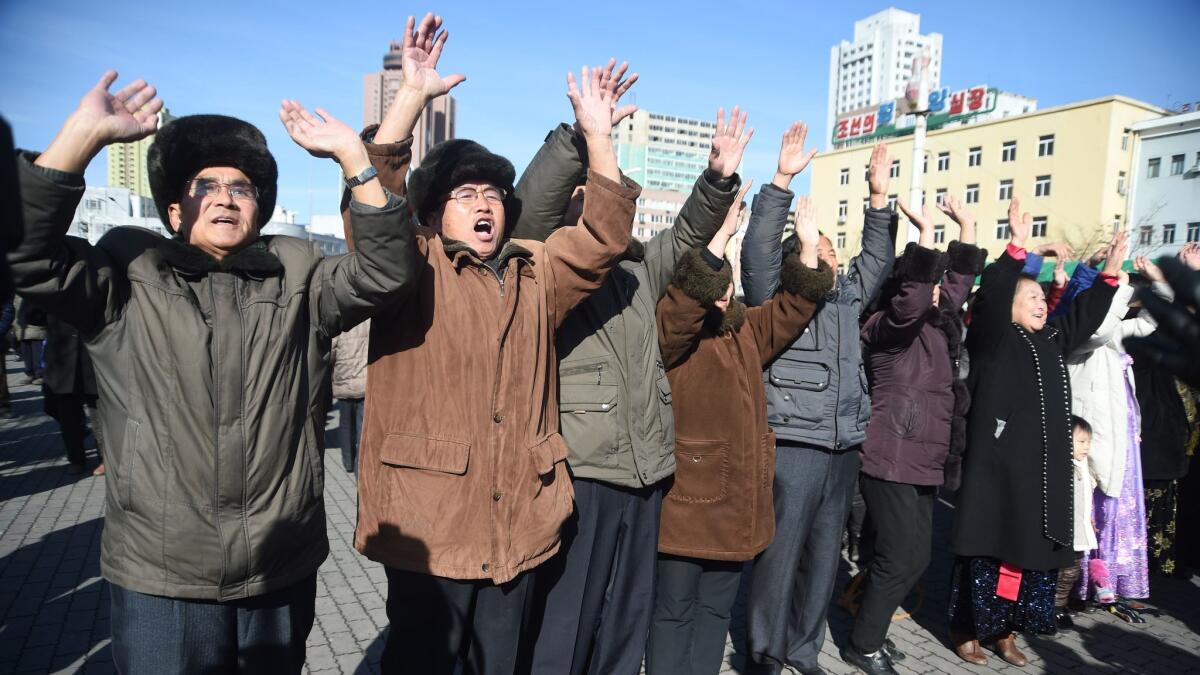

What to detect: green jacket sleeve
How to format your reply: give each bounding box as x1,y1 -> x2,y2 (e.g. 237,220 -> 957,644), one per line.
509,123 -> 587,242
642,170 -> 739,301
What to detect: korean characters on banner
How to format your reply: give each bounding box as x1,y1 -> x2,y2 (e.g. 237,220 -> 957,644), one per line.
833,101 -> 896,143
832,85 -> 999,144
928,85 -> 995,118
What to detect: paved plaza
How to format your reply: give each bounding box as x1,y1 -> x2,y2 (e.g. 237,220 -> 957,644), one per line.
1,353 -> 1199,674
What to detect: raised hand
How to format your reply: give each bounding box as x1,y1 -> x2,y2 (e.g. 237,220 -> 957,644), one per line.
279,101 -> 362,162
937,195 -> 976,244
896,198 -> 936,248
1007,197 -> 1032,248
773,122 -> 817,188
567,65 -> 617,140
400,13 -> 466,101
1053,258 -> 1069,288
707,179 -> 754,260
595,58 -> 639,126
708,107 -> 753,180
867,143 -> 891,208
1134,256 -> 1165,283
794,195 -> 821,268
1180,242 -> 1200,271
1032,242 -> 1074,259
36,70 -> 164,174
1103,230 -> 1128,276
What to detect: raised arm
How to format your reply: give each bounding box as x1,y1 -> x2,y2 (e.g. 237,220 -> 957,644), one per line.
1050,231 -> 1122,355
8,71 -> 163,335
1124,249 -> 1200,386
848,142 -> 898,308
745,196 -> 833,364
935,195 -> 984,311
511,59 -> 638,241
863,198 -> 941,349
542,64 -> 637,326
739,121 -> 818,305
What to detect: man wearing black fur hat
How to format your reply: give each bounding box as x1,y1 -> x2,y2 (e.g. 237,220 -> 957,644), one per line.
349,16 -> 640,674
7,61 -> 418,670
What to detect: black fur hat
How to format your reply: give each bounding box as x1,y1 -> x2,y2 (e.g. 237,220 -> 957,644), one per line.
407,139 -> 516,225
147,115 -> 278,229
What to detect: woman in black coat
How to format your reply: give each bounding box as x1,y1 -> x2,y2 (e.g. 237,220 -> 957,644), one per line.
949,199 -> 1120,668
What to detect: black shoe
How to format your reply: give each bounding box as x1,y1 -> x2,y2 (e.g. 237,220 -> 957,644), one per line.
882,638 -> 905,662
1055,609 -> 1075,631
840,644 -> 897,675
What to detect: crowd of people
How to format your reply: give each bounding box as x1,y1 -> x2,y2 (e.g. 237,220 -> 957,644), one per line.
3,12 -> 1200,675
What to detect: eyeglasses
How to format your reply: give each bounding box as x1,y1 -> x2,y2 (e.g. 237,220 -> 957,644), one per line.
186,178 -> 259,201
447,185 -> 506,206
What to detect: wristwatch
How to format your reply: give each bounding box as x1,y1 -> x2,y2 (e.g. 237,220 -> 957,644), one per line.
344,166 -> 379,188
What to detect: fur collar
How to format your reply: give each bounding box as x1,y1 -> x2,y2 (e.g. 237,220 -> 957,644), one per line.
705,298 -> 746,335
158,238 -> 283,276
622,238 -> 645,262
442,236 -> 533,269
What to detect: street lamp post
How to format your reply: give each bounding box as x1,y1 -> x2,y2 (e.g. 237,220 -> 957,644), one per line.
904,50 -> 933,246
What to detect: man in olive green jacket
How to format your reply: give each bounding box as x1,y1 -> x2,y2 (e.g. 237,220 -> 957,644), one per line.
8,68 -> 419,672
513,99 -> 753,674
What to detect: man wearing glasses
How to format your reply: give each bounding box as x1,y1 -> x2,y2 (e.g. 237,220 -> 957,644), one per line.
348,16 -> 640,674
7,59 -> 421,675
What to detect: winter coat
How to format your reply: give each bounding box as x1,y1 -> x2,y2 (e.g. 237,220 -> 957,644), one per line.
952,246 -> 1117,571
42,312 -> 97,396
13,294 -> 45,341
860,241 -> 983,486
741,186 -> 895,450
509,124 -> 739,488
1066,282 -> 1163,496
352,135 -> 640,584
1135,338 -> 1191,481
331,319 -> 369,400
8,150 -> 418,600
1072,457 -> 1098,552
656,248 -> 832,560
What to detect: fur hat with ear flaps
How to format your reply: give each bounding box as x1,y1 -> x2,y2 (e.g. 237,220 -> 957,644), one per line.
147,115 -> 278,230
406,139 -> 516,225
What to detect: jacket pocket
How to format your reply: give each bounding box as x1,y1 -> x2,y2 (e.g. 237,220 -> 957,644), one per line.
380,432 -> 471,474
558,384 -> 618,414
305,412 -> 325,499
668,439 -> 730,504
769,360 -> 830,392
118,418 -> 140,511
529,434 -> 570,476
761,430 -> 777,490
790,321 -> 821,351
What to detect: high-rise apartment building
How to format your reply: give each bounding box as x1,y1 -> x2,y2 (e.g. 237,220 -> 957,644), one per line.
613,109 -> 716,194
827,8 -> 942,148
363,42 -> 456,168
106,108 -> 175,198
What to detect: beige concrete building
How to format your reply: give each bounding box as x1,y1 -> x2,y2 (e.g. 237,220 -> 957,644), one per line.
810,96 -> 1167,265
364,41 -> 456,168
106,108 -> 174,198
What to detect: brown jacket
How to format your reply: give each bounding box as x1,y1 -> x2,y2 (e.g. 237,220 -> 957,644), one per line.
656,249 -> 832,561
349,135 -> 640,583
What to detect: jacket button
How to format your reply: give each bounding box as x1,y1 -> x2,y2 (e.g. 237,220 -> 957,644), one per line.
783,394 -> 791,401
492,492 -> 502,501
481,563 -> 490,572
493,413 -> 504,423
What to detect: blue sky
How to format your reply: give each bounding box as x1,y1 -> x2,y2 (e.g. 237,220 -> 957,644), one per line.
2,0 -> 1195,222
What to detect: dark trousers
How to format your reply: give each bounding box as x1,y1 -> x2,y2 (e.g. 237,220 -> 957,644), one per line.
0,353 -> 10,410
19,339 -> 43,378
44,392 -> 96,465
850,475 -> 935,653
382,567 -> 533,675
646,555 -> 742,675
746,442 -> 860,670
523,478 -> 663,675
336,397 -> 364,473
109,574 -> 317,674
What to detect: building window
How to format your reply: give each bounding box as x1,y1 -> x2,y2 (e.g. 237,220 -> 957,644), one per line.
1163,223 -> 1176,244
933,224 -> 945,244
1171,154 -> 1185,176
1138,226 -> 1153,246
1121,131 -> 1130,151
887,194 -> 898,210
836,232 -> 847,248
838,200 -> 848,219
1114,215 -> 1122,230
890,160 -> 900,179
1032,217 -> 1048,238
936,188 -> 947,205
840,168 -> 850,185
863,197 -> 870,212
923,155 -> 928,174
996,219 -> 1011,240
1034,175 -> 1051,197
1117,171 -> 1126,194
998,179 -> 1013,201
864,164 -> 871,181
965,184 -> 980,204
937,152 -> 950,172
1147,157 -> 1160,178
1188,222 -> 1200,242
968,147 -> 982,167
1038,135 -> 1055,157
1001,141 -> 1017,162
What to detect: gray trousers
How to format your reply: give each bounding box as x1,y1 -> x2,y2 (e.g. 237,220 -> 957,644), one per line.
745,442 -> 860,670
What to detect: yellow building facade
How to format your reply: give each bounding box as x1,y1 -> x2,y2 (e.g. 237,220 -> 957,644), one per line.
811,96 -> 1166,264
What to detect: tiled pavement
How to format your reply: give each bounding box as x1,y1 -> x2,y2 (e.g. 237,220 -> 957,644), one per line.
2,352 -> 1199,674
